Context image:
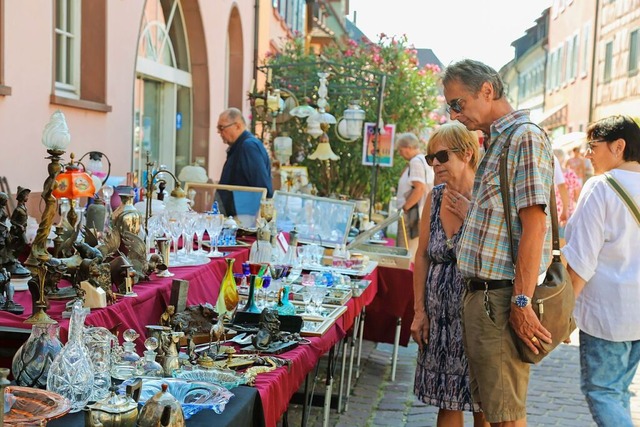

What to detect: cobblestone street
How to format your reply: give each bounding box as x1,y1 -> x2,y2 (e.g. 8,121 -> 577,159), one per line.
283,329 -> 640,426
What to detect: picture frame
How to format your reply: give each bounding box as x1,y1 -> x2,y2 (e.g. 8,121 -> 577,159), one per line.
361,122 -> 396,167
279,166 -> 309,193
273,191 -> 356,248
183,183 -> 267,228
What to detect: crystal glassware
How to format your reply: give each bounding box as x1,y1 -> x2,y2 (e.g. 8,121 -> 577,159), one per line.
47,300 -> 94,413
111,328 -> 141,380
84,326 -> 115,402
193,213 -> 208,255
139,337 -> 164,378
205,213 -> 224,257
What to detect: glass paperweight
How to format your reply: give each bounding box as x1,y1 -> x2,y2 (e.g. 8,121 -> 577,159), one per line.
111,329 -> 141,380
139,337 -> 164,378
46,300 -> 94,413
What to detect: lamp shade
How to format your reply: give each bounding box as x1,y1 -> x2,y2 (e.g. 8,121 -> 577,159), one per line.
308,133 -> 340,161
41,110 -> 71,151
306,120 -> 324,139
52,153 -> 96,199
290,104 -> 316,118
343,101 -> 366,139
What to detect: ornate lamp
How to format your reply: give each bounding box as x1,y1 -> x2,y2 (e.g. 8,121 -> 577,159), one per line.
273,133 -> 293,165
343,101 -> 366,139
53,152 -> 97,227
25,110 -> 73,325
308,129 -> 340,161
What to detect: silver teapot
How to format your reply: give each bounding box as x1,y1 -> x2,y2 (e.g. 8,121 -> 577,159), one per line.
86,379 -> 141,427
137,383 -> 185,427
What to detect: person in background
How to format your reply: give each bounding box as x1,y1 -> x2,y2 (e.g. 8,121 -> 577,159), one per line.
553,154 -> 570,224
565,146 -> 587,184
563,115 -> 640,427
395,132 -> 434,261
411,122 -> 487,427
443,59 -> 554,427
554,149 -> 582,224
217,108 -> 273,216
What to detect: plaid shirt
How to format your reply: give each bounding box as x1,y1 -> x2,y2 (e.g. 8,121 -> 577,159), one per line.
457,110 -> 553,280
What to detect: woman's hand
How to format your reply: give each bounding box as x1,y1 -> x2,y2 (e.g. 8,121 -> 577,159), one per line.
410,310 -> 430,351
443,187 -> 470,220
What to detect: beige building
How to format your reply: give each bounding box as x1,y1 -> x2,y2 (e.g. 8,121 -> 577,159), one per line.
0,0 -> 313,216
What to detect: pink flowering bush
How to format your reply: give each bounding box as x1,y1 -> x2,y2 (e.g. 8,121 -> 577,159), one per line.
260,35 -> 442,201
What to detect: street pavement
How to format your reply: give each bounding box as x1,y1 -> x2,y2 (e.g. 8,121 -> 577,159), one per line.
282,329 -> 640,426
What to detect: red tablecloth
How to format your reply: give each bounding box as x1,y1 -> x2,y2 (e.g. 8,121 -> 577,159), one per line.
363,265 -> 414,347
0,248 -> 377,427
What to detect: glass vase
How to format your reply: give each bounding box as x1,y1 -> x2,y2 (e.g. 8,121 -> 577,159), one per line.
215,258 -> 239,320
84,326 -> 115,402
276,284 -> 296,316
46,300 -> 95,413
241,275 -> 261,314
12,323 -> 63,389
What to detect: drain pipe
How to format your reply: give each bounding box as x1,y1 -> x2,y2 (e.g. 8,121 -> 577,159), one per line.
588,0 -> 600,123
251,0 -> 260,133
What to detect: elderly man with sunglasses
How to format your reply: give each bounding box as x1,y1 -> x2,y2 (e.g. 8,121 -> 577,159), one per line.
217,108 -> 273,216
442,59 -> 554,427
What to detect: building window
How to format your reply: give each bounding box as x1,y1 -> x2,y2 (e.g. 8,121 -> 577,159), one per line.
629,29 -> 639,74
52,0 -> 110,111
55,0 -> 81,97
570,33 -> 579,80
581,22 -> 590,77
604,41 -> 613,82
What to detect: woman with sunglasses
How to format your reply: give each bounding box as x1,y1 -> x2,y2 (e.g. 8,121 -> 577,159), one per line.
412,122 -> 487,427
562,115 -> 640,427
395,133 -> 434,261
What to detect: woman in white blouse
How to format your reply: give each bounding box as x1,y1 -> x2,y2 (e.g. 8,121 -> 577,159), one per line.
562,115 -> 640,427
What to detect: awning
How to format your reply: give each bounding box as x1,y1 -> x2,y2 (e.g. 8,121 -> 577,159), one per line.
537,104 -> 567,129
552,131 -> 587,152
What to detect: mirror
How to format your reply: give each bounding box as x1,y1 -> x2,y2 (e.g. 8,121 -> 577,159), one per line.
183,183 -> 267,229
273,191 -> 356,248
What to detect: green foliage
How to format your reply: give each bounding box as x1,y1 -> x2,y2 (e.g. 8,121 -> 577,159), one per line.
259,35 -> 442,204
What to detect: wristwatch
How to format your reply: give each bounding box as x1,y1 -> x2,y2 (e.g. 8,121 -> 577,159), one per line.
511,294 -> 532,308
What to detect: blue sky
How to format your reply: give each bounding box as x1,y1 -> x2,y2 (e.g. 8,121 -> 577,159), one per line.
348,0 -> 553,70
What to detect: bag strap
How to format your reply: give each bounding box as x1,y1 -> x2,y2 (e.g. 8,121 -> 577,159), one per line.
603,172 -> 640,226
498,122 -> 561,267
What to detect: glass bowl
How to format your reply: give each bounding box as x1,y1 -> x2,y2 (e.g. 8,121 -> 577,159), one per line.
4,386 -> 72,425
120,377 -> 234,419
172,366 -> 247,390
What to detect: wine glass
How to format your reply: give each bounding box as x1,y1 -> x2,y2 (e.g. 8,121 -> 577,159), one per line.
302,286 -> 313,314
193,213 -> 208,255
182,211 -> 199,260
205,213 -> 224,257
164,213 -> 184,264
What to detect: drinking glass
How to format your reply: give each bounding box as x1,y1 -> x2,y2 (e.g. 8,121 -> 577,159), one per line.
206,213 -> 224,257
182,211 -> 199,260
193,213 -> 208,255
302,286 -> 313,314
165,213 -> 184,264
311,285 -> 326,315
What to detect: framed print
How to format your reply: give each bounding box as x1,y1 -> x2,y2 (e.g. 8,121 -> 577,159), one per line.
279,166 -> 309,193
183,183 -> 267,228
361,122 -> 396,167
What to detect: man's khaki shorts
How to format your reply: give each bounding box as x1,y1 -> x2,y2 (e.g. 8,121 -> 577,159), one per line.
462,286 -> 530,423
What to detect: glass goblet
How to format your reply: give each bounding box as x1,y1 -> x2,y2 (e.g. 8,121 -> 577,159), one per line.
205,213 -> 224,257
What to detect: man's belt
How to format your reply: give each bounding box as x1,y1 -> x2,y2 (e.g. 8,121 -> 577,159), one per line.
465,279 -> 513,292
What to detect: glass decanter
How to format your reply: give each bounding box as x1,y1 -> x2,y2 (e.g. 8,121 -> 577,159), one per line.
46,300 -> 95,413
84,326 -> 115,402
12,323 -> 63,388
139,337 -> 164,378
111,328 -> 142,380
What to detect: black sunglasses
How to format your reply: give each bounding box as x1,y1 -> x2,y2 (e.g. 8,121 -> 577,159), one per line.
426,149 -> 461,166
446,98 -> 464,114
217,122 -> 236,131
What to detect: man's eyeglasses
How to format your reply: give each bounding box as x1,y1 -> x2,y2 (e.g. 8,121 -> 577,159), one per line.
426,149 -> 461,166
586,139 -> 607,151
446,98 -> 464,114
217,122 -> 236,131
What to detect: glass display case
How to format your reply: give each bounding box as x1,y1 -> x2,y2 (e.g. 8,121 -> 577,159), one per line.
273,191 -> 355,248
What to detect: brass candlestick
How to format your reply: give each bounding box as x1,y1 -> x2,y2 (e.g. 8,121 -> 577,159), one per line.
143,152 -> 182,235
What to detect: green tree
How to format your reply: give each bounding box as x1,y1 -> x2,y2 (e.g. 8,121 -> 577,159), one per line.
258,35 -> 442,205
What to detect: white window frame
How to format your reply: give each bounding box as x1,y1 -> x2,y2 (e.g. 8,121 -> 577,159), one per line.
604,40 -> 613,82
54,0 -> 81,98
629,28 -> 639,74
581,22 -> 591,77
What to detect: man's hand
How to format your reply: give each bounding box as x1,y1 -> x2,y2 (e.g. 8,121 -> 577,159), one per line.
509,305 -> 552,354
443,188 -> 471,221
411,310 -> 430,351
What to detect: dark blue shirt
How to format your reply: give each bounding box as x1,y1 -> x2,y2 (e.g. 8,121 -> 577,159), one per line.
218,130 -> 273,215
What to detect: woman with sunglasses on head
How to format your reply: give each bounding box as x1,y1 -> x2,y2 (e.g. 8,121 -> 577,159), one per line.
395,133 -> 435,261
412,122 -> 487,427
562,115 -> 640,427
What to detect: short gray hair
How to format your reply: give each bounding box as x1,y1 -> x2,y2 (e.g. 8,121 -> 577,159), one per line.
221,107 -> 247,126
442,59 -> 505,99
396,132 -> 420,149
